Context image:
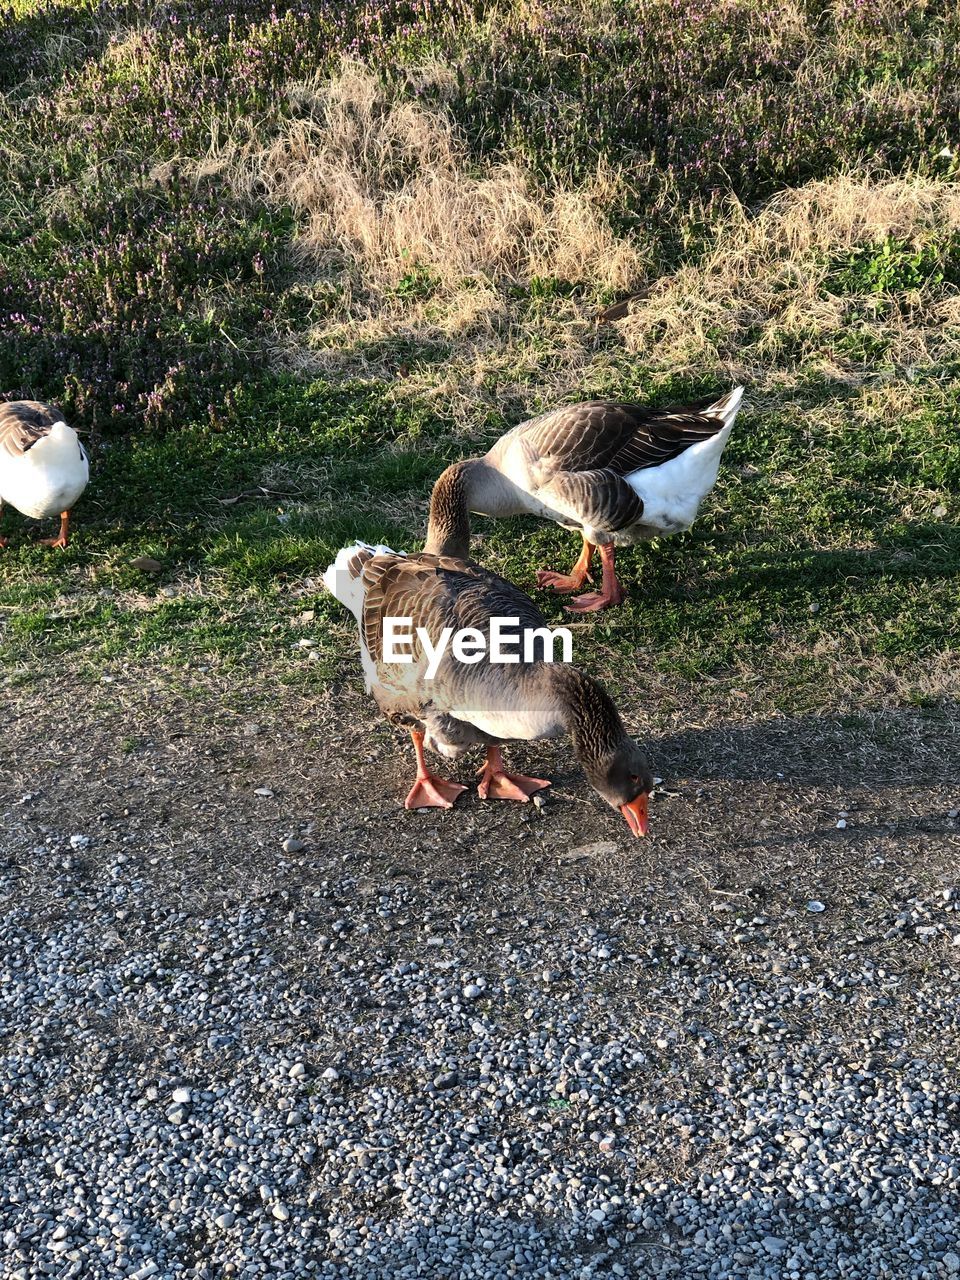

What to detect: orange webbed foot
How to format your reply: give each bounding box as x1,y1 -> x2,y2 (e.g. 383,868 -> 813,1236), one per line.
478,771 -> 551,802
477,747 -> 550,802
566,542 -> 625,611
536,538 -> 595,594
40,511 -> 71,549
535,568 -> 593,594
404,775 -> 468,810
565,587 -> 625,612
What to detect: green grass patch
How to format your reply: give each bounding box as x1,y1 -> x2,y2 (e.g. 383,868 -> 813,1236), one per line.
829,233 -> 960,296
2,374 -> 958,702
1,0 -> 958,711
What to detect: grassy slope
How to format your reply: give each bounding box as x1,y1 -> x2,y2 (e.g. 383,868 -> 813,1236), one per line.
1,0 -> 958,720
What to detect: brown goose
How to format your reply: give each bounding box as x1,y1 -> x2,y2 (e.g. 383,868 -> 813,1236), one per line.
427,386 -> 744,610
322,502 -> 653,835
0,401 -> 89,547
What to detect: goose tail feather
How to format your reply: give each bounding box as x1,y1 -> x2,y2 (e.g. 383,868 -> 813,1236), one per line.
705,385 -> 745,430
323,540 -> 403,622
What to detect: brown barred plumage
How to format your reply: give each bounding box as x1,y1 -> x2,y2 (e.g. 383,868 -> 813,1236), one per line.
0,401 -> 65,459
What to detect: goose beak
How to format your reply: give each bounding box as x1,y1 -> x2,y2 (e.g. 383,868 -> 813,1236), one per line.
620,794 -> 649,838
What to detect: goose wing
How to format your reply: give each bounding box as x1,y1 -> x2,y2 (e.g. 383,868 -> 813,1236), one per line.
517,402 -> 648,474
0,401 -> 64,459
536,468 -> 644,534
355,549 -> 562,746
361,552 -> 549,669
517,392 -> 737,478
605,405 -> 729,475
360,554 -> 456,668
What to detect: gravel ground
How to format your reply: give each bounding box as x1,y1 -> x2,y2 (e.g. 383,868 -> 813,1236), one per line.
2,667 -> 959,1279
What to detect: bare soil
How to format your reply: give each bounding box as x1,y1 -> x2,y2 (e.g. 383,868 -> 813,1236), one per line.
4,663 -> 957,941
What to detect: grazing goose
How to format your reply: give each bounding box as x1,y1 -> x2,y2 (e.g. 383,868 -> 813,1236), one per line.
0,401 -> 89,548
322,497 -> 653,835
428,386 -> 745,611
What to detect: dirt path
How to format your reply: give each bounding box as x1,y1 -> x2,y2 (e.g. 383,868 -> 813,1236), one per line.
5,665 -> 958,914
3,664 -> 960,1278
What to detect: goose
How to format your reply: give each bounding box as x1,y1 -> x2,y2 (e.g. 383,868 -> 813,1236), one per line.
0,401 -> 89,548
427,386 -> 745,611
322,497 -> 653,836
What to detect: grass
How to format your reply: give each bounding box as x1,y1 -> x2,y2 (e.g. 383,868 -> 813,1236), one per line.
1,0 -> 958,719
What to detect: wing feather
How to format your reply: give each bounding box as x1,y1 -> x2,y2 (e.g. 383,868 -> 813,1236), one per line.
516,398 -> 730,478
536,468 -> 644,533
361,553 -> 549,669
606,410 -> 726,474
0,401 -> 63,459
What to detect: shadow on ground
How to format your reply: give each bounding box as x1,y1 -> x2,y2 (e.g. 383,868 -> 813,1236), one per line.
652,703 -> 959,787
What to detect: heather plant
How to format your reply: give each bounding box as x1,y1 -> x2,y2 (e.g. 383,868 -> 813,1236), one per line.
4,0 -> 958,433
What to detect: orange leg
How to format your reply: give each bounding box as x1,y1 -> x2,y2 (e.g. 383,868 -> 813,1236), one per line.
0,501 -> 7,547
40,510 -> 71,549
535,536 -> 595,593
477,745 -> 551,802
404,729 -> 467,810
567,543 -> 626,612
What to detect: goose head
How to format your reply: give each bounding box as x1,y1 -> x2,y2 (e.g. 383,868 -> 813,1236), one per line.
552,666 -> 653,837
580,737 -> 652,837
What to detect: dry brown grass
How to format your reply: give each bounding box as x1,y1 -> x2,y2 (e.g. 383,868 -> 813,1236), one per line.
207,60 -> 642,293
198,62 -> 960,428
620,174 -> 960,382
194,60 -> 653,421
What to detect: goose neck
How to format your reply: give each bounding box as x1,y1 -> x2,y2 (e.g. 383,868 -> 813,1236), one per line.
424,459 -> 485,558
550,666 -> 628,765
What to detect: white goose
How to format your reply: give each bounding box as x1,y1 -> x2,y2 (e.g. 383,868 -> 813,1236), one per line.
428,386 -> 745,610
0,401 -> 89,548
322,491 -> 653,835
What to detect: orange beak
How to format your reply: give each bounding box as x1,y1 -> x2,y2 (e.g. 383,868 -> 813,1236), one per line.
620,793 -> 649,838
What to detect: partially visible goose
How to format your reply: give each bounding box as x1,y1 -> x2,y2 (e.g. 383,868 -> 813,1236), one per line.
323,501 -> 653,835
427,386 -> 745,610
0,401 -> 89,548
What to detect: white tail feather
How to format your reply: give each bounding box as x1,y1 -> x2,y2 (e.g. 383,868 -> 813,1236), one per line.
706,385 -> 745,429
322,540 -> 404,622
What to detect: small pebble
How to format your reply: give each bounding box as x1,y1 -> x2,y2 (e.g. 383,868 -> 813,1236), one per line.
130,556 -> 163,573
